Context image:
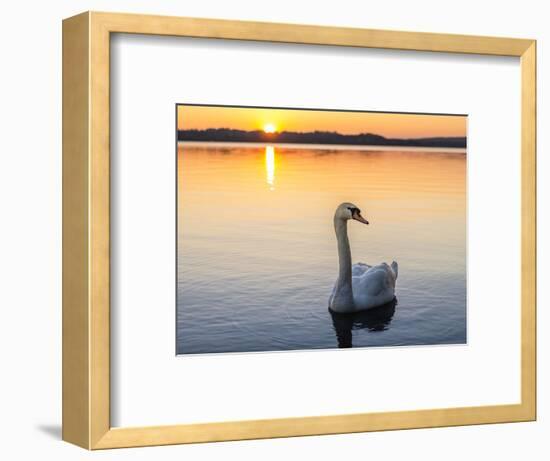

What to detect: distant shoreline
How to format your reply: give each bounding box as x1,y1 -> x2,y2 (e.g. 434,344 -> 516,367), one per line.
177,128 -> 467,149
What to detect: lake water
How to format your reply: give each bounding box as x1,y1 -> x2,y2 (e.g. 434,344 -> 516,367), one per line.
176,142 -> 466,354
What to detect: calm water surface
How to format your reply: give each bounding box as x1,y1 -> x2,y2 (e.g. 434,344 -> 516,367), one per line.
177,142 -> 466,354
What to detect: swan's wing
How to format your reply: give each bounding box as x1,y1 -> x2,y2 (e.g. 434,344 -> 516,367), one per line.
356,265 -> 393,294
391,261 -> 398,280
352,263 -> 397,309
352,262 -> 371,276
330,263 -> 372,307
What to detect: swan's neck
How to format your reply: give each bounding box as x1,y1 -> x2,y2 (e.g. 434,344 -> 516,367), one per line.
333,217 -> 354,307
335,218 -> 352,285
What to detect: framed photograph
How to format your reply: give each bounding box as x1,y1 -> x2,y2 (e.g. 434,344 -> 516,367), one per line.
175,104 -> 467,354
62,12 -> 536,449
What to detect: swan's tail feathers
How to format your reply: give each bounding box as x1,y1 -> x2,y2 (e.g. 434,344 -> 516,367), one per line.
391,261 -> 398,280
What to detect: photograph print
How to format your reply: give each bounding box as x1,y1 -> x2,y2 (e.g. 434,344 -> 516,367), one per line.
176,104 -> 467,354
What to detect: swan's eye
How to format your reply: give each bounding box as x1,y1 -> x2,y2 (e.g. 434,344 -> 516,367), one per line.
347,206 -> 360,216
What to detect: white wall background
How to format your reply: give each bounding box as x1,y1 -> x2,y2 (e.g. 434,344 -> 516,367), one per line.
0,0 -> 546,459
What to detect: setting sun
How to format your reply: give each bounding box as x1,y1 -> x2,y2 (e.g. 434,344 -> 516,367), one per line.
263,123 -> 277,133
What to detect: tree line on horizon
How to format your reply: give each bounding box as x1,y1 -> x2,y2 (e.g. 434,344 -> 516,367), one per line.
177,128 -> 467,148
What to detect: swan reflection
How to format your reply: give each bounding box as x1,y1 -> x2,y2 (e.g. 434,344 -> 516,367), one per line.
265,145 -> 275,190
329,298 -> 397,348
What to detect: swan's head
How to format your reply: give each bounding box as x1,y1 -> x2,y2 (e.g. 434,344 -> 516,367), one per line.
334,202 -> 369,225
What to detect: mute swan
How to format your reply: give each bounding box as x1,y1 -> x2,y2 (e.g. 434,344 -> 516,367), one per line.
329,202 -> 398,313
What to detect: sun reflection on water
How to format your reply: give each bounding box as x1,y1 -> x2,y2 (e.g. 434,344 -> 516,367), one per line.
177,143 -> 467,354
265,145 -> 275,190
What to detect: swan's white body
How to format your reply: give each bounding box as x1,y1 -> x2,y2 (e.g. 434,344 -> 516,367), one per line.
329,203 -> 398,313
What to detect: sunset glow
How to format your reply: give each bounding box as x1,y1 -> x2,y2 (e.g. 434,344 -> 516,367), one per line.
177,105 -> 467,139
263,123 -> 277,133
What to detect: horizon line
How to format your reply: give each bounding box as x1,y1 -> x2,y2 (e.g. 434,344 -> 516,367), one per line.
177,127 -> 467,141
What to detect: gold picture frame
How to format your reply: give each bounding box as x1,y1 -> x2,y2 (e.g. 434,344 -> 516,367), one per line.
62,11 -> 536,449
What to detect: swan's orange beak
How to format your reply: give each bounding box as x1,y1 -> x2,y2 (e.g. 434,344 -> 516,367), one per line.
353,212 -> 369,225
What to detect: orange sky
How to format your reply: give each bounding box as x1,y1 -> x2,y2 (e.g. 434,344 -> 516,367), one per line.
177,105 -> 467,139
